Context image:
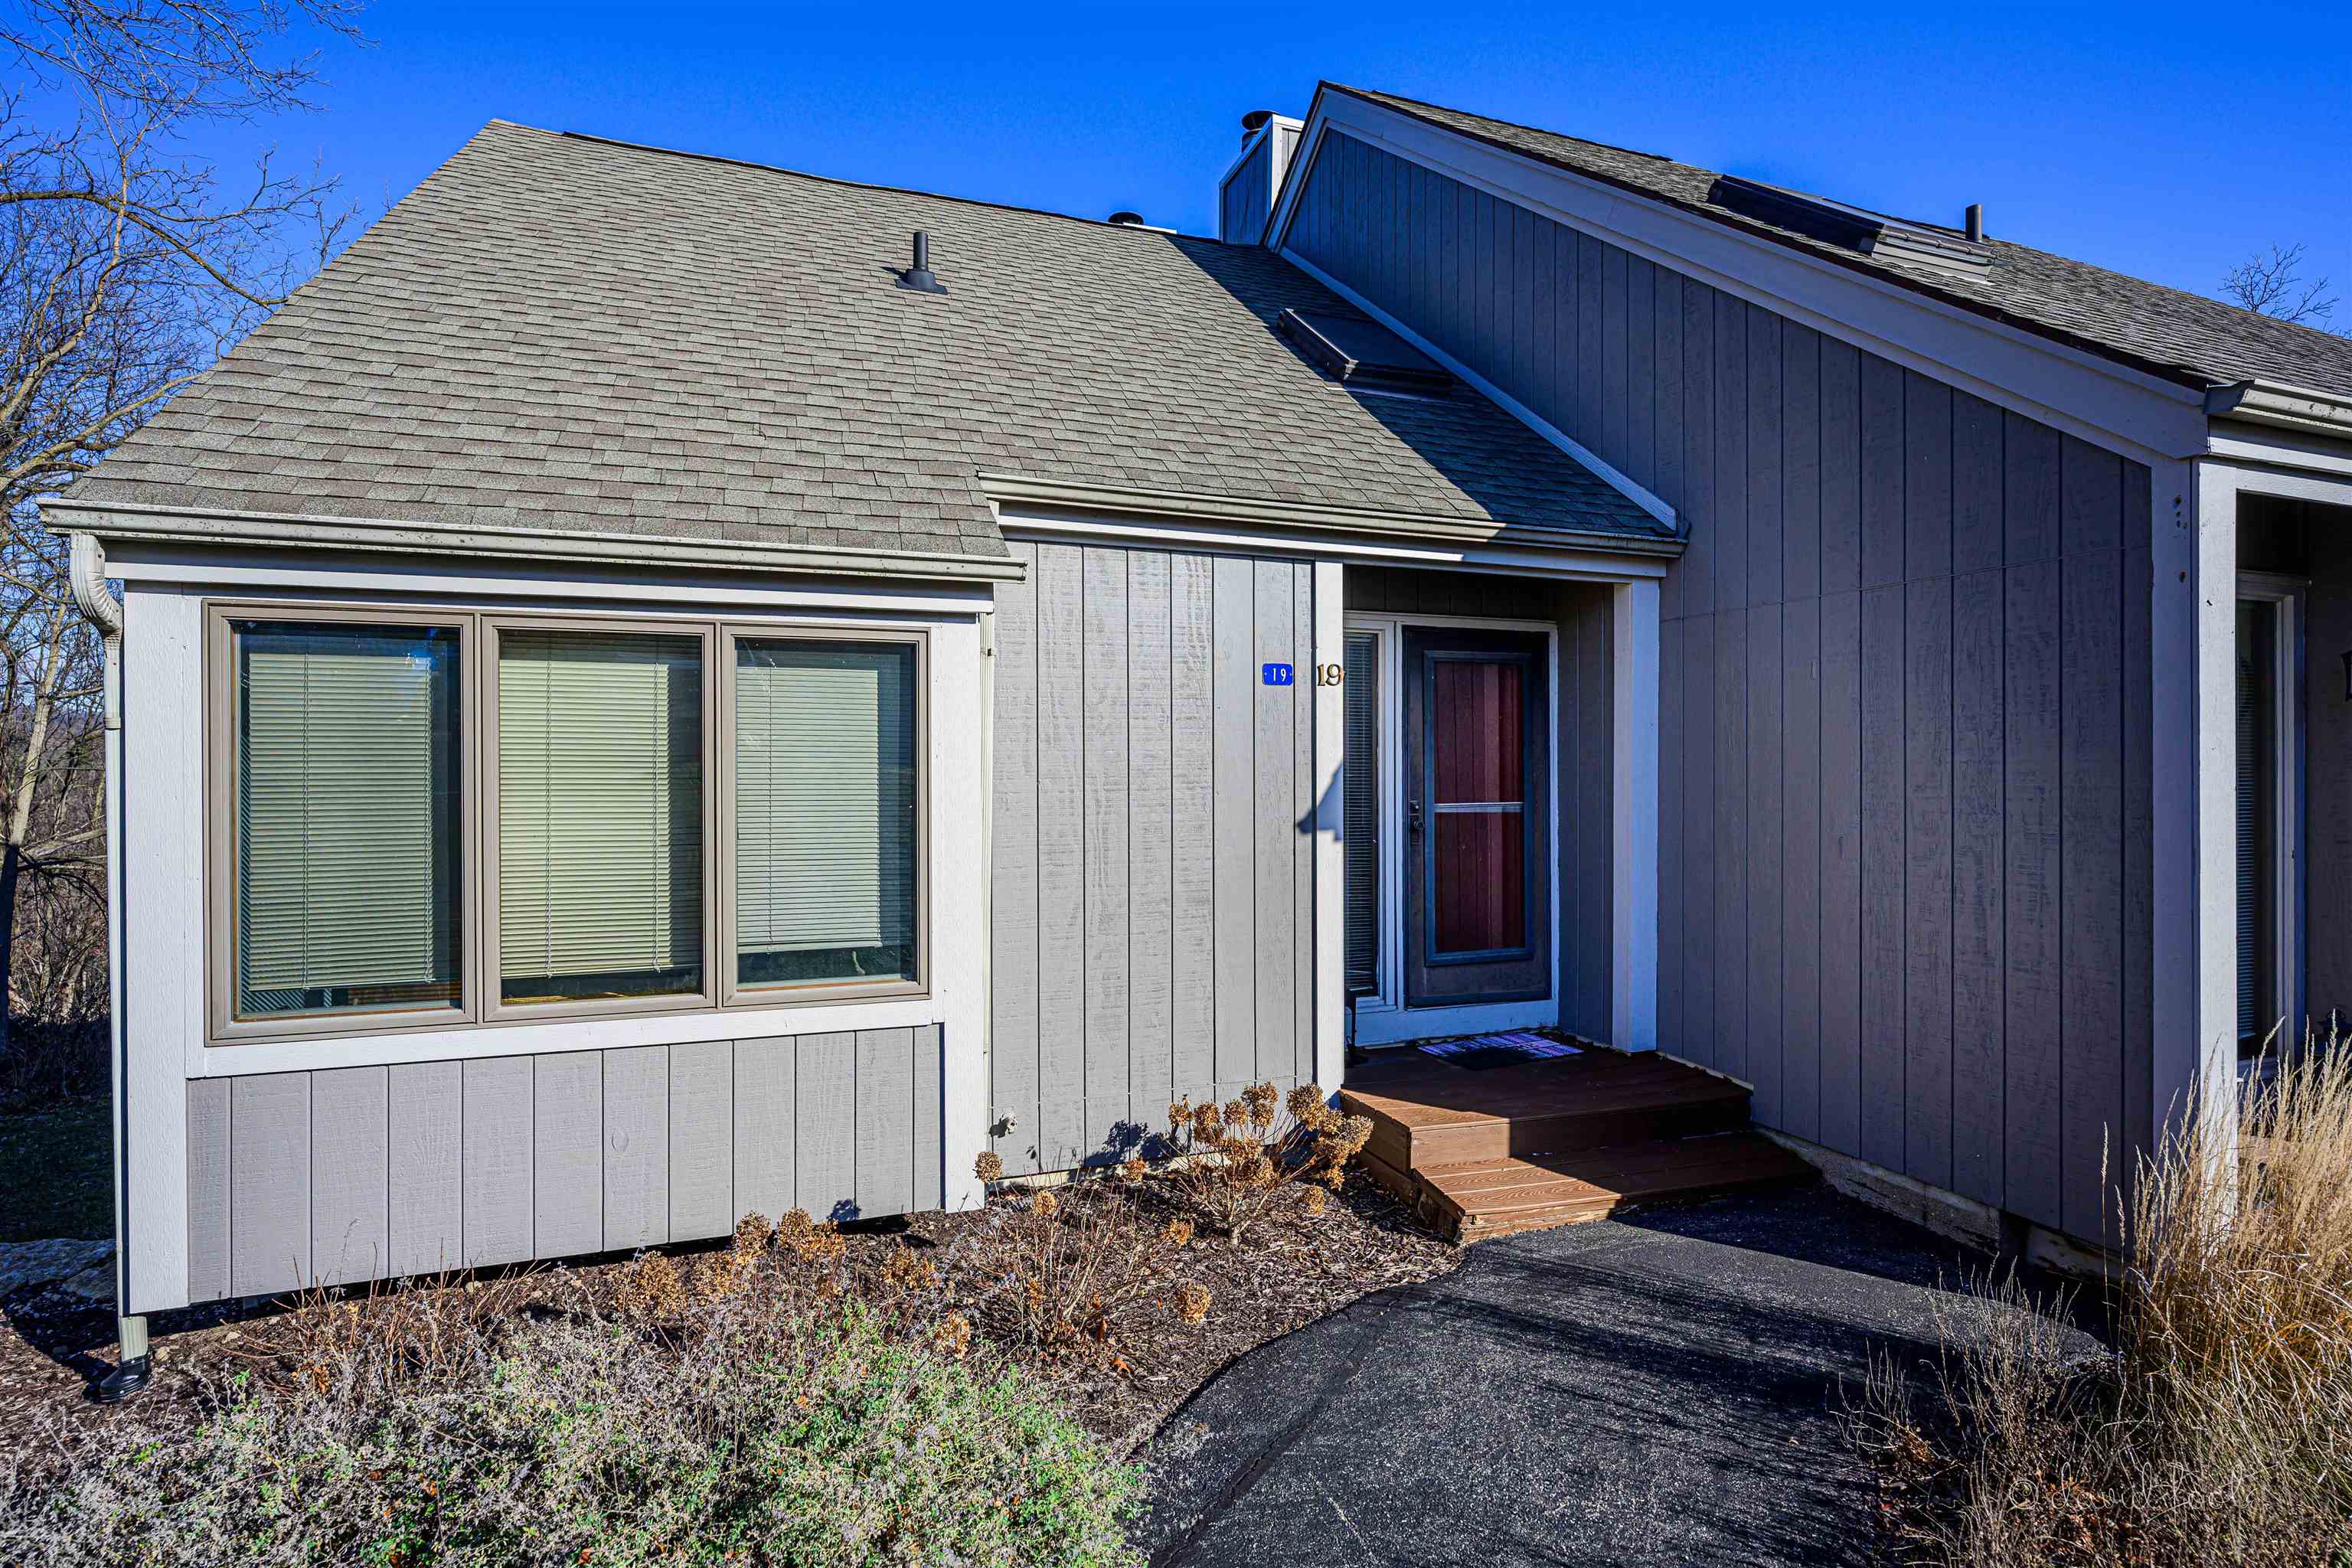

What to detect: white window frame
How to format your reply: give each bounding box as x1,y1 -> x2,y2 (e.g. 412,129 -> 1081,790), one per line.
2237,570 -> 2306,1046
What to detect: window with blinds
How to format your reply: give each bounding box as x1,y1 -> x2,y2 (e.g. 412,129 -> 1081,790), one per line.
733,638 -> 918,988
233,621 -> 461,1020
497,629 -> 704,1004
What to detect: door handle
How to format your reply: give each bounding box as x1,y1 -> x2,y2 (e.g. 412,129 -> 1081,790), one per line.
1407,799 -> 1423,836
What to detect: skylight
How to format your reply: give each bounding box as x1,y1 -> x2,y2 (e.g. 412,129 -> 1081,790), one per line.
1708,175 -> 1993,283
1277,309 -> 1455,397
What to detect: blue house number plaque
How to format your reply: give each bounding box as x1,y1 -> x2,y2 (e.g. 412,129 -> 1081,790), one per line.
1261,662 -> 1295,686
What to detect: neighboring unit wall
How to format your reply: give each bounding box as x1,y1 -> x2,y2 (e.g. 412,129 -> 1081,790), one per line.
989,539 -> 1319,1175
1344,565 -> 1615,1042
1220,135 -> 1272,245
1289,130 -> 2156,1246
185,1028 -> 944,1299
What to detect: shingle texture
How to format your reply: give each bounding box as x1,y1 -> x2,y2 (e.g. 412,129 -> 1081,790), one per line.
1338,84 -> 2352,403
72,119 -> 1664,555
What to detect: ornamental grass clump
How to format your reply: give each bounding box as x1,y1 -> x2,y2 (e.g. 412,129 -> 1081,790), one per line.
1851,1036 -> 2352,1565
1161,1081 -> 1372,1244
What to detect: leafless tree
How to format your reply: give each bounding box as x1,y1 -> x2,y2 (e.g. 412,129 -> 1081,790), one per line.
0,0 -> 360,1076
2219,241 -> 2339,327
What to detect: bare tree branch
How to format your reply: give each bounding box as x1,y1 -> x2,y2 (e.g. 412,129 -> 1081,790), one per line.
2220,242 -> 2339,327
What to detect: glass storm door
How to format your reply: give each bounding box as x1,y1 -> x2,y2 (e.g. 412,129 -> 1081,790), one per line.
1401,626 -> 1550,1008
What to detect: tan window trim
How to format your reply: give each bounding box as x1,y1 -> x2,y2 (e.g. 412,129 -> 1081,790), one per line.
204,597 -> 934,1050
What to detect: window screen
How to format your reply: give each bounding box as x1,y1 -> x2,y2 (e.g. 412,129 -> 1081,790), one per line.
733,639 -> 917,988
498,629 -> 704,1004
233,621 -> 460,1020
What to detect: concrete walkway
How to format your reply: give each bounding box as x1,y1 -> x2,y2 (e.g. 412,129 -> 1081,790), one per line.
1137,1187 -> 2066,1568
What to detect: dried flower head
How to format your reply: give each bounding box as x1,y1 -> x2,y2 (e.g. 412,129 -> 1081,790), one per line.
616,1250 -> 689,1321
1032,1189 -> 1060,1220
974,1149 -> 1004,1184
1173,1281 -> 1212,1325
1162,1217 -> 1195,1247
1243,1081 -> 1280,1128
1191,1102 -> 1223,1141
931,1310 -> 973,1361
1167,1099 -> 1192,1131
1285,1083 -> 1326,1122
773,1208 -> 847,1265
884,1248 -> 939,1294
1222,1099 -> 1250,1129
1299,1184 -> 1329,1217
1119,1156 -> 1148,1183
732,1212 -> 775,1255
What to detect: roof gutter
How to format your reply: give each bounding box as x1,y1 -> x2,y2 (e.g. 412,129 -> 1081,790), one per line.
42,498 -> 1029,584
979,473 -> 1684,558
2203,379 -> 2352,442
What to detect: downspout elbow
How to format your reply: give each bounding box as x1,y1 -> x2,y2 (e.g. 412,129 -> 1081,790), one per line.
68,533 -> 122,727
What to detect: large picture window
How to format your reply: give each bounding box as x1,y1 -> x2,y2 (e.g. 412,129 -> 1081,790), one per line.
212,606 -> 926,1044
230,619 -> 462,1021
733,637 -> 918,990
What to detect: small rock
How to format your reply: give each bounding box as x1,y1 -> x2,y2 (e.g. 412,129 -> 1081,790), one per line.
0,1237 -> 112,1300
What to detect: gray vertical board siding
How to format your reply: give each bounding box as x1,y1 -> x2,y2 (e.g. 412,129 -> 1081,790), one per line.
1746,603 -> 1785,1119
600,1046 -> 668,1251
913,1024 -> 945,1212
988,541 -> 1041,1174
310,1068 -> 389,1288
1658,616 -> 1685,1056
855,1029 -> 916,1219
1952,567 -> 2007,1206
531,1050 -> 603,1258
1858,584 -> 1908,1172
1289,131 -> 2159,1241
1681,613 -> 1717,1071
733,1035 -> 796,1220
1713,606 -> 1749,1081
461,1055 -> 532,1269
1905,576 -> 1955,1191
1560,586 -> 1615,1041
1170,554 -> 1217,1106
1219,136 -> 1271,244
182,1030 -> 943,1303
1252,560 -> 1296,1088
668,1039 -> 733,1240
1747,302 -> 1785,609
2004,562 -> 2067,1229
1819,591 -> 1865,1155
1129,552 -> 1175,1127
230,1073 -> 312,1295
185,1077 -> 230,1303
388,1060 -> 462,1276
985,539 -> 1315,1167
2060,439 -> 2125,1245
1781,597 -> 1824,1142
1212,554 -> 1257,1092
796,1032 -> 858,1220
1083,547 -> 1131,1149
1292,564 -> 1315,1087
1032,543 -> 1087,1170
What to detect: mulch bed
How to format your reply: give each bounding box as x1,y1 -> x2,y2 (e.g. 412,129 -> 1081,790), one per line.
0,1169 -> 1459,1460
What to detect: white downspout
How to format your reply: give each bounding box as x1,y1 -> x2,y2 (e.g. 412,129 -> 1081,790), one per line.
69,533 -> 145,1399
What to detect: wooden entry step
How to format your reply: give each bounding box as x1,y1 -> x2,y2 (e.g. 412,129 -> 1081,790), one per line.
1341,1044 -> 1815,1243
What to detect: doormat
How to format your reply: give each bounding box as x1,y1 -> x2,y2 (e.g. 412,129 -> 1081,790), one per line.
1418,1031 -> 1583,1070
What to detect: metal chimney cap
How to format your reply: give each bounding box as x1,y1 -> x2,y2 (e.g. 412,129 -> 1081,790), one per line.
1964,203 -> 1985,243
1108,211 -> 1144,227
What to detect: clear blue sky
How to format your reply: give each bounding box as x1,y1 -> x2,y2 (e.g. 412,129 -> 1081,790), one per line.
226,2 -> 2348,317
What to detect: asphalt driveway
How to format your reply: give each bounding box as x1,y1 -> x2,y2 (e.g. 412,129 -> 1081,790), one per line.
1136,1186 -> 2088,1568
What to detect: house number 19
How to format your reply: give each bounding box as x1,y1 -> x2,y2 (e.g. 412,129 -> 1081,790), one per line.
1315,663 -> 1344,687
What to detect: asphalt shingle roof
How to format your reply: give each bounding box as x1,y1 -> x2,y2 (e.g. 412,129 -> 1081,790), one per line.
70,119 -> 1664,557
1336,84 -> 2352,404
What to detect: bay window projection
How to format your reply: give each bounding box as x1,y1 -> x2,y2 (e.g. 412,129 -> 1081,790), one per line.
733,638 -> 919,988
232,621 -> 462,1021
497,629 -> 706,1004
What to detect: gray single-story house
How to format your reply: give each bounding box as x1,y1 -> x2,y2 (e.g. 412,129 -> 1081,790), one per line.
52,82 -> 2352,1379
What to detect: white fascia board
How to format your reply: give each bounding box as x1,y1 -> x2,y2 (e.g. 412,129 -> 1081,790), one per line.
994,505 -> 1670,584
44,498 -> 1026,585
1273,91 -> 2212,469
99,540 -> 997,617
2206,418 -> 2352,487
1279,245 -> 1676,531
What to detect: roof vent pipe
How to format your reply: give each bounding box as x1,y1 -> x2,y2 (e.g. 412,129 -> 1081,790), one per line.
1964,203 -> 1984,243
897,230 -> 947,295
1240,108 -> 1273,145
1108,211 -> 1143,227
